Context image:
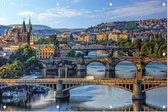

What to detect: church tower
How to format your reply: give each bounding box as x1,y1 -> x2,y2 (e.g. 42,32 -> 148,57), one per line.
22,18 -> 27,33
27,18 -> 32,33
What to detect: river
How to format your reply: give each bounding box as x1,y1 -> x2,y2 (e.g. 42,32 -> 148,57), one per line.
0,51 -> 167,111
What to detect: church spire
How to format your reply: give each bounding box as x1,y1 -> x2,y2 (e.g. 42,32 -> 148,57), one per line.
22,18 -> 26,33
27,17 -> 32,33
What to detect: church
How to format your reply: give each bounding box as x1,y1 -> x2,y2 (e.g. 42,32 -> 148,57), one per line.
4,18 -> 32,45
17,18 -> 32,45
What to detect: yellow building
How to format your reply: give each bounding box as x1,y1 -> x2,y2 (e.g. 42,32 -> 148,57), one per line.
108,29 -> 121,42
78,34 -> 89,42
96,32 -> 106,41
120,31 -> 129,39
37,44 -> 55,59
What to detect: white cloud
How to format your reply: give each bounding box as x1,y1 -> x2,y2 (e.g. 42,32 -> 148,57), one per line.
106,1 -> 166,19
0,18 -> 8,24
17,7 -> 82,21
68,0 -> 80,3
38,7 -> 82,20
85,1 -> 166,19
16,0 -> 165,23
17,11 -> 36,17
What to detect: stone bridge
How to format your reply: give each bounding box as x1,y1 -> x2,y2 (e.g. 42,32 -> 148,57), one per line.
0,78 -> 166,100
71,47 -> 139,56
40,57 -> 167,79
78,57 -> 167,79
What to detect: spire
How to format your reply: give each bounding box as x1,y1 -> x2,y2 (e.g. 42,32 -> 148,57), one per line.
27,17 -> 32,33
22,18 -> 26,33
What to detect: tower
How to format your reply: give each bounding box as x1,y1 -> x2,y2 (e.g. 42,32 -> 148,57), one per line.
22,18 -> 27,33
27,18 -> 32,33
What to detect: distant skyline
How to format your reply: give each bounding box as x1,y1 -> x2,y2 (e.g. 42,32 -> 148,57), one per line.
0,0 -> 167,28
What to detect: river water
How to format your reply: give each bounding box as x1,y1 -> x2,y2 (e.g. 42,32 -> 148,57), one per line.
0,51 -> 167,111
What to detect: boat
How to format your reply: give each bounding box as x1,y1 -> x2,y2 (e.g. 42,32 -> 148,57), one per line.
2,90 -> 27,99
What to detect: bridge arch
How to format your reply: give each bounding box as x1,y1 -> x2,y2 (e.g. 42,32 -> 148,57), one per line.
115,61 -> 137,78
86,60 -> 106,67
87,50 -> 109,57
145,61 -> 167,78
64,83 -> 133,93
86,61 -> 106,78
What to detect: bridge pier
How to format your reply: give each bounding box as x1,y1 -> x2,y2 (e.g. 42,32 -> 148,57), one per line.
142,64 -> 146,77
132,99 -> 145,111
58,65 -> 69,78
132,80 -> 146,100
105,62 -> 115,78
56,80 -> 70,100
77,64 -> 86,78
42,68 -> 47,77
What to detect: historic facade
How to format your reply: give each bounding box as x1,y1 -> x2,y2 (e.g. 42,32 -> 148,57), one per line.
37,44 -> 55,59
4,19 -> 32,45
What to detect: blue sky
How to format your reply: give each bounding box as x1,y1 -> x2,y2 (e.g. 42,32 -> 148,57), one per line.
0,0 -> 167,28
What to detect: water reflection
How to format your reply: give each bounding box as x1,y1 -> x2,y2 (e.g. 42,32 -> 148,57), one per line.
146,62 -> 167,79
115,61 -> 137,78
0,85 -> 166,111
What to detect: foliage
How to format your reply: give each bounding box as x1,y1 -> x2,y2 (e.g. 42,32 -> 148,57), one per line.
0,45 -> 43,78
119,36 -> 167,57
0,57 -> 8,66
67,50 -> 82,57
34,34 -> 57,44
10,45 -> 37,62
0,60 -> 24,79
67,50 -> 76,57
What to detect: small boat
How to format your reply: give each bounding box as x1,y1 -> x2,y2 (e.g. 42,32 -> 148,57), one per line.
34,88 -> 46,93
2,90 -> 27,99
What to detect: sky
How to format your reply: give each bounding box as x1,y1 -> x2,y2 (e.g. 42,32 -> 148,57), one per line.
0,0 -> 167,28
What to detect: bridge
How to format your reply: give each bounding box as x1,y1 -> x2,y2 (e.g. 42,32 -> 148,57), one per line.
60,46 -> 139,56
40,57 -> 167,80
0,78 -> 166,100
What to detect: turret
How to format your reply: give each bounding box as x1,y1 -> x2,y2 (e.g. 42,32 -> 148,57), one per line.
27,18 -> 32,33
22,18 -> 27,33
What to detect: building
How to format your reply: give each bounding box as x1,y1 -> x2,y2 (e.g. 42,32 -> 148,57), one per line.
3,19 -> 32,45
37,44 -> 55,59
120,31 -> 129,39
78,33 -> 90,42
108,29 -> 120,42
96,32 -> 106,41
89,33 -> 97,41
3,45 -> 20,57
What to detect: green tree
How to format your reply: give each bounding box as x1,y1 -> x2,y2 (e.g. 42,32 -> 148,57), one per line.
10,45 -> 37,62
67,50 -> 76,57
0,60 -> 24,78
132,39 -> 142,49
76,52 -> 82,57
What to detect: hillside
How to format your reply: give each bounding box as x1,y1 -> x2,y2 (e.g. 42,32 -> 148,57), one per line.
85,18 -> 167,33
0,25 -> 85,36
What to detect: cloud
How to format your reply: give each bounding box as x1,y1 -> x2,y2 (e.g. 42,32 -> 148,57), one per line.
16,0 -> 166,23
17,11 -> 36,17
85,1 -> 166,19
0,18 -> 8,24
38,7 -> 82,20
106,1 -> 166,19
68,0 -> 80,3
17,7 -> 82,21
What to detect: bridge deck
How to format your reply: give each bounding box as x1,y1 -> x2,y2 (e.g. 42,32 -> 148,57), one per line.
0,78 -> 166,85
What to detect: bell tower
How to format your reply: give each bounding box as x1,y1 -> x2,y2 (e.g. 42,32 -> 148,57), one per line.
22,18 -> 27,33
27,18 -> 32,33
